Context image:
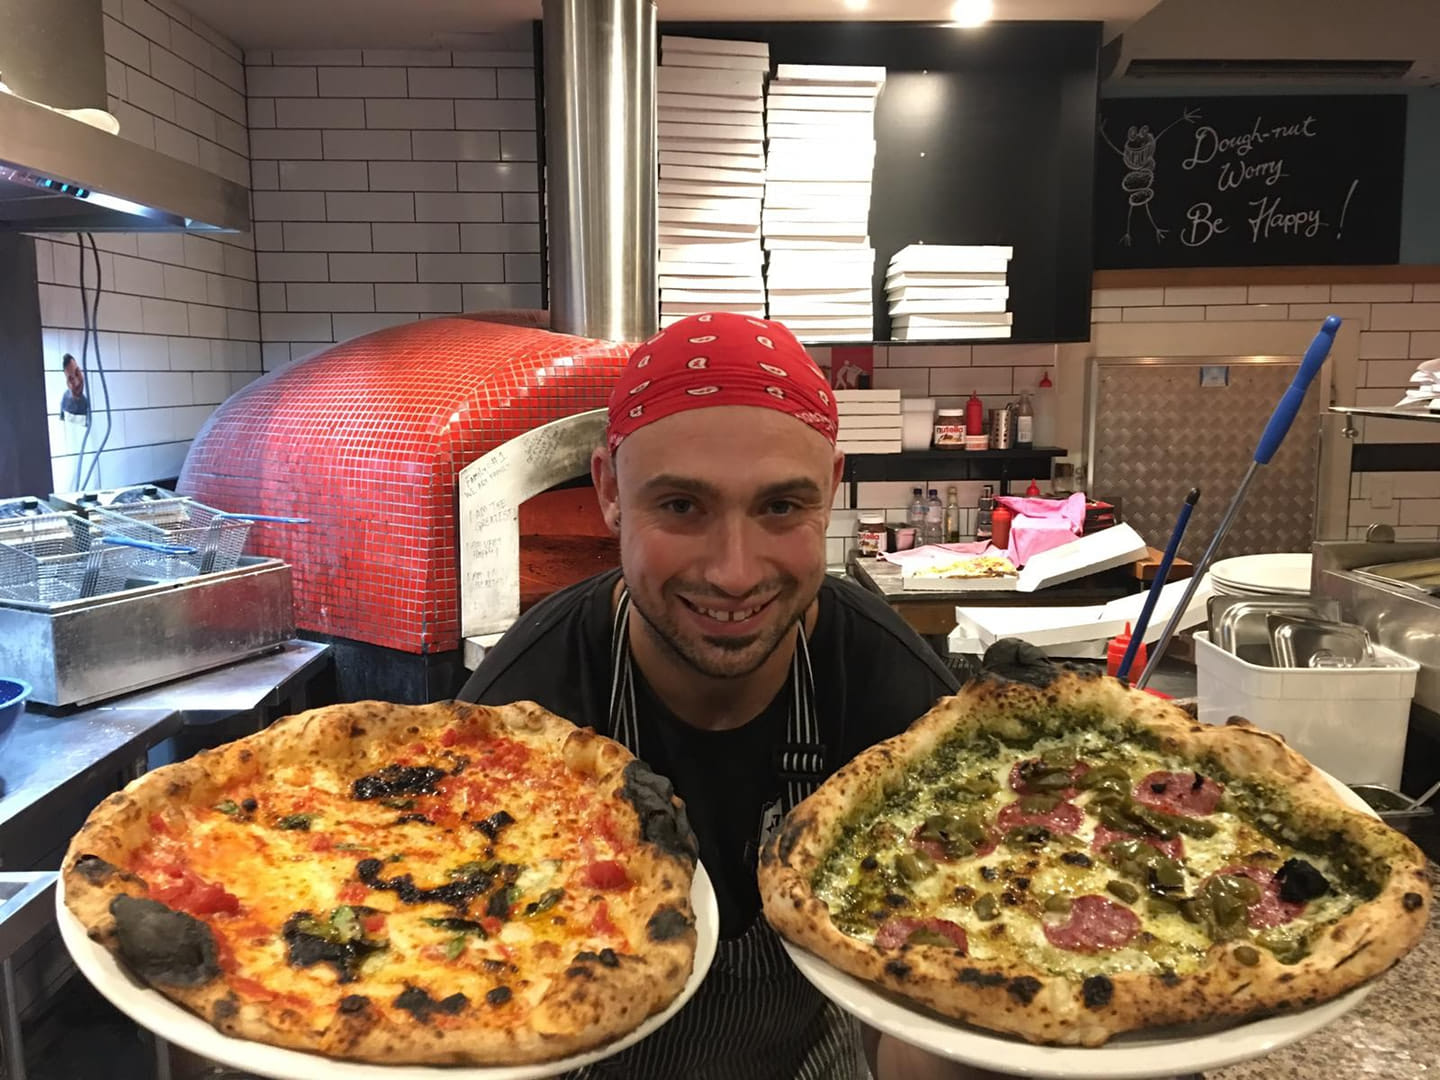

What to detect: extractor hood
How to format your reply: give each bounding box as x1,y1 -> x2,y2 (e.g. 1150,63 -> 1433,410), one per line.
0,91 -> 250,233
0,0 -> 250,233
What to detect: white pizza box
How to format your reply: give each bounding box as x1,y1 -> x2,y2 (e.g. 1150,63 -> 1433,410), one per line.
794,329 -> 874,342
660,92 -> 763,113
660,121 -> 765,141
894,325 -> 1013,341
768,82 -> 880,99
661,301 -> 766,316
767,271 -> 873,289
772,315 -> 874,330
663,164 -> 769,184
892,313 -> 1014,328
660,192 -> 764,211
769,247 -> 875,264
1017,523 -> 1150,594
765,92 -> 879,109
947,573 -> 1212,654
887,245 -> 1014,273
665,137 -> 766,155
765,160 -> 876,182
661,50 -> 770,72
661,274 -> 765,290
661,225 -> 761,241
887,285 -> 1010,301
661,287 -> 767,303
767,123 -> 875,141
1194,631 -> 1417,788
659,242 -> 762,263
661,179 -> 765,199
658,111 -> 765,134
769,300 -> 874,317
661,150 -> 764,171
886,271 -> 1008,289
831,401 -> 895,415
661,204 -> 762,227
658,66 -> 765,95
836,439 -> 903,454
835,389 -> 901,403
769,287 -> 872,303
661,35 -> 770,58
763,202 -> 872,221
775,63 -> 887,85
890,298 -> 1010,316
837,415 -> 903,432
765,236 -> 872,251
766,107 -> 877,124
762,219 -> 871,237
765,180 -> 872,200
767,139 -> 876,157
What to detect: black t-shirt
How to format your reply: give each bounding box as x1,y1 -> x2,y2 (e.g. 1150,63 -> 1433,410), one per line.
457,568 -> 958,938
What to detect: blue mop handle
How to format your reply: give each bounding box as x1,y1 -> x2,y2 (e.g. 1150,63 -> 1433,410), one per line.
1254,315 -> 1340,465
1116,487 -> 1200,683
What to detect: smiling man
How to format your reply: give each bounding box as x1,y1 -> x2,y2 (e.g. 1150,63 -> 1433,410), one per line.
458,312 -> 959,1078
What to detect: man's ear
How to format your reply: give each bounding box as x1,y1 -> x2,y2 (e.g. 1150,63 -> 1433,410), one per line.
825,448 -> 845,524
592,445 -> 621,535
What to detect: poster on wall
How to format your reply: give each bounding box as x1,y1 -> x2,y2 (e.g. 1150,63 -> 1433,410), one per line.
1093,94 -> 1406,269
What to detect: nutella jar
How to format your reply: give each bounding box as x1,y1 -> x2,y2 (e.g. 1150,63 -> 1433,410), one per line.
856,511 -> 889,556
933,408 -> 966,448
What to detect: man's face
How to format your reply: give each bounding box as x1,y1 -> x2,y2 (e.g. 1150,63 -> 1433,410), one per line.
597,405 -> 842,680
65,361 -> 83,395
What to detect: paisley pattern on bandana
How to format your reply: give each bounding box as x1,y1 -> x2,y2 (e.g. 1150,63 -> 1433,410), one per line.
606,312 -> 838,454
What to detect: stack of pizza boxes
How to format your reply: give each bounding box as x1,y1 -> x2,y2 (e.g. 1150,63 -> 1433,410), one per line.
834,388 -> 902,454
658,36 -> 769,328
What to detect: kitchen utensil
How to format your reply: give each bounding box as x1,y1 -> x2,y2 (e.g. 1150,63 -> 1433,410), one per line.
1267,614 -> 1372,668
0,677 -> 29,761
1210,552 -> 1314,596
1208,597 -> 1341,665
0,513 -> 129,604
989,408 -> 1013,449
1116,487 -> 1199,683
1137,315 -> 1340,688
1347,784 -> 1435,835
1403,777 -> 1440,811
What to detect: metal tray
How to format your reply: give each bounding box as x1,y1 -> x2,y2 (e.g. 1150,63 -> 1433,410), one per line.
1268,614 -> 1372,669
1208,596 -> 1339,666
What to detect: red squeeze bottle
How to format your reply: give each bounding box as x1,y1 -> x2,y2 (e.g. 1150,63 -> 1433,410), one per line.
1025,479 -> 1041,497
1107,622 -> 1147,680
965,391 -> 985,436
991,502 -> 1014,549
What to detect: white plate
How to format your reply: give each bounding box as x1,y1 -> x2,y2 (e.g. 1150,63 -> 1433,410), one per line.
1210,553 -> 1313,596
782,772 -> 1380,1079
59,862 -> 719,1080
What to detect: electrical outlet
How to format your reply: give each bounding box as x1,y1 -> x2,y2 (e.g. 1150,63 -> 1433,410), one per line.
1370,476 -> 1394,509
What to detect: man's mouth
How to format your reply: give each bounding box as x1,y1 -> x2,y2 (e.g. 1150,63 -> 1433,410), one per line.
679,595 -> 776,625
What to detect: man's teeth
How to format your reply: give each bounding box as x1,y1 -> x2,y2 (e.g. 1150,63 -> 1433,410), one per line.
698,604 -> 761,622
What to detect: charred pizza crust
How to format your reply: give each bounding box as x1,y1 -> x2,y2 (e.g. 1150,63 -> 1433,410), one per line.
64,700 -> 698,1065
759,669 -> 1430,1046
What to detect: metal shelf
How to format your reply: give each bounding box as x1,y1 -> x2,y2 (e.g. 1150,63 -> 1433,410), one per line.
1330,405 -> 1440,424
842,447 -> 1066,505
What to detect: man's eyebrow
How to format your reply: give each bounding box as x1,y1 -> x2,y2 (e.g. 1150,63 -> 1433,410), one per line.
636,474 -> 724,499
756,478 -> 824,502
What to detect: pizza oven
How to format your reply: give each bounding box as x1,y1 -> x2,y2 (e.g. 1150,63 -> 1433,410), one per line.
179,0 -> 657,701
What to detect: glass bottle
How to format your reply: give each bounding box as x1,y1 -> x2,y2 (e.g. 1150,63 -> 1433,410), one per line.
925,489 -> 944,545
944,486 -> 961,543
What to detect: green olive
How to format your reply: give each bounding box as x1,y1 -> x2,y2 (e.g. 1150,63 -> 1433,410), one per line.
1018,793 -> 1062,813
1179,898 -> 1207,925
907,929 -> 954,947
974,893 -> 999,921
1233,945 -> 1261,966
1078,764 -> 1130,790
1256,929 -> 1309,964
1040,745 -> 1079,769
1106,880 -> 1140,904
1150,861 -> 1186,892
896,851 -> 936,882
1029,770 -> 1076,793
1230,877 -> 1263,905
1147,898 -> 1179,917
1043,893 -> 1073,914
961,773 -> 1000,796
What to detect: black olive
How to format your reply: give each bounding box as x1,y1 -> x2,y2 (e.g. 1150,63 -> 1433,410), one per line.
240,798 -> 258,813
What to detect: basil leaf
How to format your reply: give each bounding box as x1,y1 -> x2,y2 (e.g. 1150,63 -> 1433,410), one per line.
275,813 -> 314,831
445,935 -> 466,961
214,800 -> 239,815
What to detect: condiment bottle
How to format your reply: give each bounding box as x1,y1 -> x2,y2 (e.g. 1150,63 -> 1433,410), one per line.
965,391 -> 985,438
991,501 -> 1013,549
1015,392 -> 1034,448
1025,479 -> 1041,497
1107,622 -> 1147,680
1032,372 -> 1056,447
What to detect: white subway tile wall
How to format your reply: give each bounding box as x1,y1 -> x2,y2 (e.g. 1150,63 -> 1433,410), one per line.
37,0 -> 259,491
244,36 -> 540,372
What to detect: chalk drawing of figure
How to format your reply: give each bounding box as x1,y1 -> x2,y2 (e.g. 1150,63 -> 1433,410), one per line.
1099,106 -> 1200,246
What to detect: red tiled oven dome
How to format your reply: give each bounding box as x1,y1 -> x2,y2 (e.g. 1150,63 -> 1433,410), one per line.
179,315 -> 630,655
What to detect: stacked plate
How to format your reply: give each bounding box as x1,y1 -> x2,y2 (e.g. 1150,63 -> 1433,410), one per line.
658,36 -> 769,328
1209,553 -> 1313,597
886,245 -> 1013,341
763,63 -> 886,342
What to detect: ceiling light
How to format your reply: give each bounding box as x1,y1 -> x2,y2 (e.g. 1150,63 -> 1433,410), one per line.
843,0 -> 868,9
949,0 -> 993,27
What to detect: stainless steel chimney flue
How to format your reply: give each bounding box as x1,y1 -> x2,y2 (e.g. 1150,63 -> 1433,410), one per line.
542,0 -> 658,343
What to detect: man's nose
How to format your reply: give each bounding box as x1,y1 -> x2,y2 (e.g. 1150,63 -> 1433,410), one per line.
702,515 -> 765,597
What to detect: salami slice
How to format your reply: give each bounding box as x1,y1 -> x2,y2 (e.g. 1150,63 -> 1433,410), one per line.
997,798 -> 1083,836
874,917 -> 969,952
1214,865 -> 1306,928
1008,758 -> 1091,798
1132,770 -> 1223,817
1043,895 -> 1141,953
1091,823 -> 1185,861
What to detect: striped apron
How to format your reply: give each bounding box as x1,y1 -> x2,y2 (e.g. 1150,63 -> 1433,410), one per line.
571,589 -> 866,1080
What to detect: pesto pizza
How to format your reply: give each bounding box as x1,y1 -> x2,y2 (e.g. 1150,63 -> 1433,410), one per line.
759,670 -> 1430,1046
63,700 -> 699,1065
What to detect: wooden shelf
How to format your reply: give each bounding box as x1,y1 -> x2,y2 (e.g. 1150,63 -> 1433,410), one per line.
842,447 -> 1066,503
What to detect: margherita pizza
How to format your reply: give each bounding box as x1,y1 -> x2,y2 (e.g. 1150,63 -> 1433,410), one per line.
63,700 -> 699,1065
760,670 -> 1430,1046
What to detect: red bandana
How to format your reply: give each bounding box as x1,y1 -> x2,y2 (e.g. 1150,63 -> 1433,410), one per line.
606,312 -> 838,455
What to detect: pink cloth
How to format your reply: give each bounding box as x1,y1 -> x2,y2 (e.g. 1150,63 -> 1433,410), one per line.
996,492 -> 1086,567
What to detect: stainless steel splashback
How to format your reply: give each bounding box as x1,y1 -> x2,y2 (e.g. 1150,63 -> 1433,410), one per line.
1087,356 -> 1323,562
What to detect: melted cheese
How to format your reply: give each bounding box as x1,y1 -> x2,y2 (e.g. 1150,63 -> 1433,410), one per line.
814,733 -> 1360,979
135,722 -> 646,1025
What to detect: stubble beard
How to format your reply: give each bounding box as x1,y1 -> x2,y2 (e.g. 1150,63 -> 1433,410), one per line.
629,579 -> 812,680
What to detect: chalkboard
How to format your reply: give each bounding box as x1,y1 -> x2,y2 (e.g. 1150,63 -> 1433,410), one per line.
1094,95 -> 1405,269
